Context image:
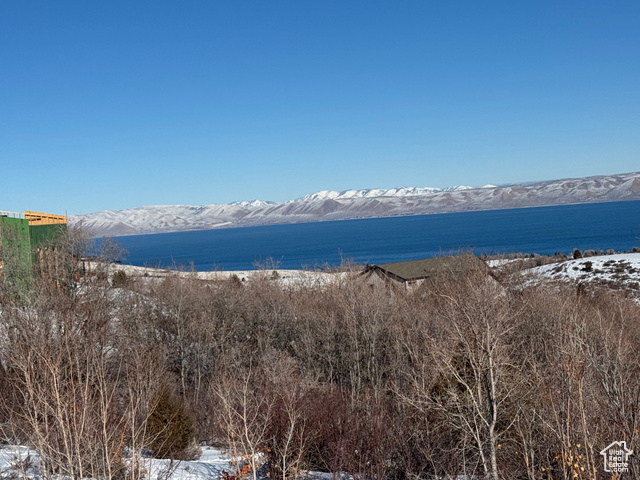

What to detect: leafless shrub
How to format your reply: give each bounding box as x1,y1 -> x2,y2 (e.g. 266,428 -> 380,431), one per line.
1,292 -> 128,479
214,359 -> 272,480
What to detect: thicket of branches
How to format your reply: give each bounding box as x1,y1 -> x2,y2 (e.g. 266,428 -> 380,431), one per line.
1,241 -> 639,480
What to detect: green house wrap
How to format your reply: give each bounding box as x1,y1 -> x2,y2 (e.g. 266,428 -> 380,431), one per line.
0,216 -> 33,292
1,215 -> 68,293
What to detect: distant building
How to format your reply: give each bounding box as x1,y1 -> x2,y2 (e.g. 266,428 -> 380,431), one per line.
362,253 -> 489,290
0,210 -> 68,291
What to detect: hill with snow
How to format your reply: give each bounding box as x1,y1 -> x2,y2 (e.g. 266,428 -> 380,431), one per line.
71,172 -> 640,236
523,253 -> 640,290
293,185 -> 475,202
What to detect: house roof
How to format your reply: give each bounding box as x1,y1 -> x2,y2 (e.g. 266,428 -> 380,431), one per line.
371,253 -> 486,282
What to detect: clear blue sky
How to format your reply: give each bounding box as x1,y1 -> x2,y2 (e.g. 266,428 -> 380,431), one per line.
1,1 -> 639,214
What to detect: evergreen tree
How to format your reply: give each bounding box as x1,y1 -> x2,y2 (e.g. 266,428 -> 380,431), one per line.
146,388 -> 195,459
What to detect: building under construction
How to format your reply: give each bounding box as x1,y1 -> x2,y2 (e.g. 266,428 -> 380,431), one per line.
0,210 -> 68,291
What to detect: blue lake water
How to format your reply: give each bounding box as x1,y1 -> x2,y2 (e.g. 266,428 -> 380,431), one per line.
112,201 -> 640,271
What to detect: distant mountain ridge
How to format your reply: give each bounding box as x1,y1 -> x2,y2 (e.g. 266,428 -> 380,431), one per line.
294,185 -> 479,202
71,172 -> 640,236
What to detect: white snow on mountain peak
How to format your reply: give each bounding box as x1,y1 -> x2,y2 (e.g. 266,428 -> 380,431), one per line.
230,199 -> 275,208
294,185 -> 474,202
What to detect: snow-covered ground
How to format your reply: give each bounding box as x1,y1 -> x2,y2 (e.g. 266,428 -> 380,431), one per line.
137,447 -> 232,480
0,445 -> 40,478
485,257 -> 529,268
0,445 -> 234,480
520,253 -> 640,293
89,262 -> 348,288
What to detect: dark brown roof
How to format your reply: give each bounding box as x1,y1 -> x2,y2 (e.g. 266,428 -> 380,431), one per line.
372,253 -> 486,282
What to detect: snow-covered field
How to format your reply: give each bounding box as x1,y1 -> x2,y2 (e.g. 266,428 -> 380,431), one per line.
0,445 -> 233,480
93,263 -> 347,288
520,253 -> 640,293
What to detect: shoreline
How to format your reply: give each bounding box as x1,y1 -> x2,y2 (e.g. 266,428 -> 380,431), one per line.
90,262 -> 348,285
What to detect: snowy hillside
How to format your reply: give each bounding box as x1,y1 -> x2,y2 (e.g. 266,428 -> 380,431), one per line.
70,171 -> 640,236
297,186 -> 451,201
294,185 -> 480,202
231,200 -> 276,208
523,253 -> 640,294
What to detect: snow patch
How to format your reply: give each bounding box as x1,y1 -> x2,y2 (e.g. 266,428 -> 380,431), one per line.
522,253 -> 640,293
0,445 -> 236,480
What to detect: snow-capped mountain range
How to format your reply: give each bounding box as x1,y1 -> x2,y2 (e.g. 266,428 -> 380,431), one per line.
294,185 -> 481,202
71,172 -> 640,236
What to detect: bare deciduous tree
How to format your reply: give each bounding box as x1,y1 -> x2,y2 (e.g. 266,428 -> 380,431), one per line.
215,360 -> 273,480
